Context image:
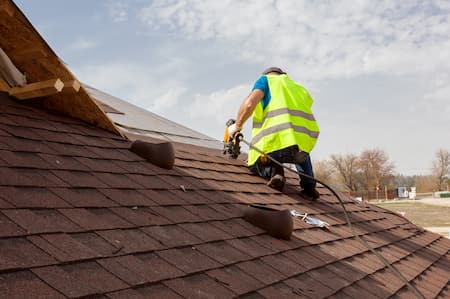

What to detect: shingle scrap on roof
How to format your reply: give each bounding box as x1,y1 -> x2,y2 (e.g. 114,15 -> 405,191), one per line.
0,93 -> 449,298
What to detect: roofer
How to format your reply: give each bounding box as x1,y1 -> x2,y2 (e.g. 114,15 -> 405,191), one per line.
228,67 -> 320,200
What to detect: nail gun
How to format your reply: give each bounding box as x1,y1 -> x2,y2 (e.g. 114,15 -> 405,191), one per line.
223,119 -> 243,159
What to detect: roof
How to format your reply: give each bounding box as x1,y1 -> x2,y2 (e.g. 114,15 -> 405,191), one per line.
0,92 -> 449,298
0,0 -> 449,298
84,85 -> 222,150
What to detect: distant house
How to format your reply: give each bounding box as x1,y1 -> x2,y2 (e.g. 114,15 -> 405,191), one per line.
0,1 -> 449,298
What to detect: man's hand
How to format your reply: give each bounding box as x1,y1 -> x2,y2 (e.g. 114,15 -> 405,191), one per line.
227,123 -> 242,138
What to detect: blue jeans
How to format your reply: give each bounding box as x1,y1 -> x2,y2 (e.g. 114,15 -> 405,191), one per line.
249,145 -> 316,189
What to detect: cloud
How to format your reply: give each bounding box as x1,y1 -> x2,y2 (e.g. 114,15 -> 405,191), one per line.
186,85 -> 249,119
106,0 -> 129,22
138,0 -> 450,81
72,61 -> 187,114
68,37 -> 97,51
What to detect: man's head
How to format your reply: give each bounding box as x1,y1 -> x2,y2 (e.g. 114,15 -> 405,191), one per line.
262,67 -> 286,75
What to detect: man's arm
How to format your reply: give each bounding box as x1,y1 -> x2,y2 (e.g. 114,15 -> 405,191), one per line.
235,89 -> 264,128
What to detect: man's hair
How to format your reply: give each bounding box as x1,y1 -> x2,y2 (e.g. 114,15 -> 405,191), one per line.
262,67 -> 286,75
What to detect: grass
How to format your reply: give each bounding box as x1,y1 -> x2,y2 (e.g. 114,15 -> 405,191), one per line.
373,201 -> 450,228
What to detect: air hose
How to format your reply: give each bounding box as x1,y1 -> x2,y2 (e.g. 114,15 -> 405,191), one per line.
238,136 -> 424,299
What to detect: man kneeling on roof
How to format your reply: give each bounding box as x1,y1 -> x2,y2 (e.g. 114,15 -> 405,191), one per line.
228,67 -> 320,200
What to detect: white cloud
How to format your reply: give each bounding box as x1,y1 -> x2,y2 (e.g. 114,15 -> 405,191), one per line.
72,61 -> 187,114
138,0 -> 450,81
106,0 -> 129,22
186,85 -> 248,119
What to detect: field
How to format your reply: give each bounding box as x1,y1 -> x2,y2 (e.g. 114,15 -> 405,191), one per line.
373,201 -> 450,229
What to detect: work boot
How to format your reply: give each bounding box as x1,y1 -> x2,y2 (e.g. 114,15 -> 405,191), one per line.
300,186 -> 320,201
267,174 -> 286,191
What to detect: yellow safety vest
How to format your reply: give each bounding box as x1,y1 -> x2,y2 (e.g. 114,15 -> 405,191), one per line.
248,74 -> 320,166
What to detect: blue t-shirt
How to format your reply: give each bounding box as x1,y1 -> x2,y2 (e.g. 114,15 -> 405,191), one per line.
252,75 -> 271,110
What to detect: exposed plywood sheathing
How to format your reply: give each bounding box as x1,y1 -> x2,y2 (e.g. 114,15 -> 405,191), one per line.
9,78 -> 63,100
0,0 -> 121,135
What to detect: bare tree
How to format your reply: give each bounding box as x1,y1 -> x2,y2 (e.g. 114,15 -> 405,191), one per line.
432,148 -> 450,191
415,175 -> 435,193
359,148 -> 395,192
313,159 -> 335,184
330,153 -> 360,191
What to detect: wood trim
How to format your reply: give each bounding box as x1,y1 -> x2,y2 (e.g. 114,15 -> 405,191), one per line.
9,78 -> 64,100
0,2 -> 15,17
0,79 -> 10,92
11,47 -> 48,62
62,80 -> 81,93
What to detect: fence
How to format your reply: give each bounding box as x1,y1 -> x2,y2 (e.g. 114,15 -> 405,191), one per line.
349,189 -> 397,201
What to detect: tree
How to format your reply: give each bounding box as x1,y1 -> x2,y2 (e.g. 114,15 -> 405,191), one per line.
415,175 -> 435,193
431,148 -> 450,191
330,153 -> 360,191
313,159 -> 335,185
359,148 -> 395,192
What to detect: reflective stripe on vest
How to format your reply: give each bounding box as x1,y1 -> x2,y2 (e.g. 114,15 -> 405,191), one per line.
252,107 -> 316,128
248,74 -> 320,166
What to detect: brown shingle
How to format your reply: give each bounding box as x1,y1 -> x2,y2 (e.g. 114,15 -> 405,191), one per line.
38,153 -> 91,171
51,170 -> 108,188
149,205 -> 200,223
32,262 -> 128,297
0,270 -> 65,299
261,254 -> 304,278
258,282 -> 304,298
95,172 -> 144,189
236,258 -> 285,285
50,187 -> 116,208
0,150 -> 50,169
100,188 -> 156,206
182,222 -> 233,242
0,237 -> 56,271
164,273 -> 236,299
97,229 -> 163,254
98,253 -> 183,286
59,208 -> 133,230
158,247 -> 221,274
110,207 -> 171,226
125,174 -> 174,189
70,232 -> 119,256
75,157 -> 126,172
207,265 -> 264,295
0,212 -> 26,237
141,225 -> 201,248
3,209 -> 81,234
0,167 -> 68,187
28,233 -> 100,262
0,186 -> 70,208
196,241 -> 251,265
107,284 -> 183,299
227,237 -> 275,258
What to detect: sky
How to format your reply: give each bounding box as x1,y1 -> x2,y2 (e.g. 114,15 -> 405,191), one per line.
15,0 -> 450,176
